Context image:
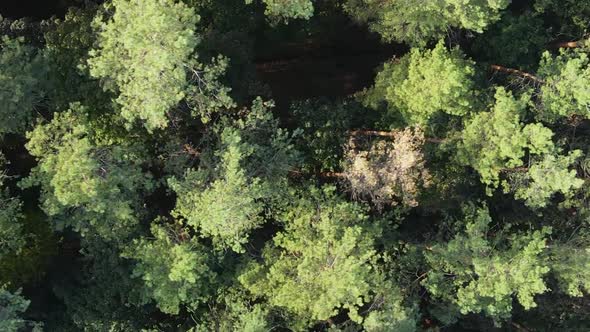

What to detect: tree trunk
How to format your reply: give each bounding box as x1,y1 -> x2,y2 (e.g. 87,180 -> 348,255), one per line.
550,40 -> 580,49
490,64 -> 545,84
500,167 -> 528,173
348,129 -> 447,143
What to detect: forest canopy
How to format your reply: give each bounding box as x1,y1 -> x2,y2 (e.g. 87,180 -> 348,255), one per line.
1,0 -> 590,331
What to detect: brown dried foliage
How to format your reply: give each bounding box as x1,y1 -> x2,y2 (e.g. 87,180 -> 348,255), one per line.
342,127 -> 431,208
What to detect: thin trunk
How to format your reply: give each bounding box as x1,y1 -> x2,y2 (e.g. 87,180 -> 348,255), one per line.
511,321 -> 531,332
349,129 -> 397,137
500,167 -> 528,173
321,171 -> 345,178
490,64 -> 545,84
349,129 -> 447,143
551,40 -> 580,49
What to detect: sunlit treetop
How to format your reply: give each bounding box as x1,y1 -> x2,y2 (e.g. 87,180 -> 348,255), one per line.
537,49 -> 590,122
246,0 -> 314,21
509,151 -> 583,209
171,99 -> 299,253
87,0 -> 200,131
239,186 -> 386,328
122,222 -> 214,314
366,42 -> 476,126
457,88 -> 555,191
344,0 -> 510,45
423,204 -> 551,322
21,105 -> 154,240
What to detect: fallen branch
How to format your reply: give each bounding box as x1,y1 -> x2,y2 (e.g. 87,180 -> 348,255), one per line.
349,129 -> 447,143
490,64 -> 545,84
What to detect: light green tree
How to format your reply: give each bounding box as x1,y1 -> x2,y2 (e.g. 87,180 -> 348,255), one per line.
549,244 -> 590,297
21,105 -> 154,240
170,99 -> 299,253
122,223 -> 214,315
538,49 -> 590,122
367,42 -> 476,126
362,281 -> 417,332
239,186 -> 388,328
510,151 -> 584,208
344,0 -> 510,45
88,0 -> 232,130
170,135 -> 266,253
247,0 -> 314,20
457,88 -> 555,190
423,204 -> 551,321
0,36 -> 46,135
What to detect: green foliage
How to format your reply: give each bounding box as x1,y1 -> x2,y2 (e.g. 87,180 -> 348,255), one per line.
192,288 -> 272,331
248,0 -> 314,20
240,186 -> 384,327
291,98 -> 372,171
21,106 -> 154,240
122,223 -> 214,314
185,55 -> 235,123
362,282 -> 417,332
423,204 -> 551,321
170,139 -> 266,253
53,236 -> 150,331
0,36 -> 46,135
534,0 -> 590,36
344,0 -> 510,45
171,99 -> 299,252
0,287 -> 41,332
458,88 -> 554,190
472,12 -> 549,69
510,151 -> 583,208
3,2 -> 590,330
0,156 -> 24,257
368,42 -> 476,126
550,245 -> 590,297
88,0 -> 200,130
216,99 -> 300,181
43,5 -> 106,111
538,49 -> 590,122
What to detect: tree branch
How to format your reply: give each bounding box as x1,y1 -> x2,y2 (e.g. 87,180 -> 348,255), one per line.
348,129 -> 447,143
490,64 -> 545,84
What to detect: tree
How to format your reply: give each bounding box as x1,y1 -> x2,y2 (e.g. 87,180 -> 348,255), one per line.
0,287 -> 41,332
0,36 -> 46,136
239,186 -> 390,328
509,151 -> 583,208
537,49 -> 590,122
366,42 -> 476,126
43,5 -> 107,111
344,0 -> 510,45
88,0 -> 232,130
457,88 -> 555,190
534,0 -> 590,37
170,136 -> 267,253
342,127 -> 431,208
21,106 -> 154,240
291,98 -> 373,172
549,244 -> 590,298
247,0 -> 314,21
423,204 -> 551,322
472,12 -> 549,69
122,223 -> 214,315
0,154 -> 24,258
170,99 -> 299,253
